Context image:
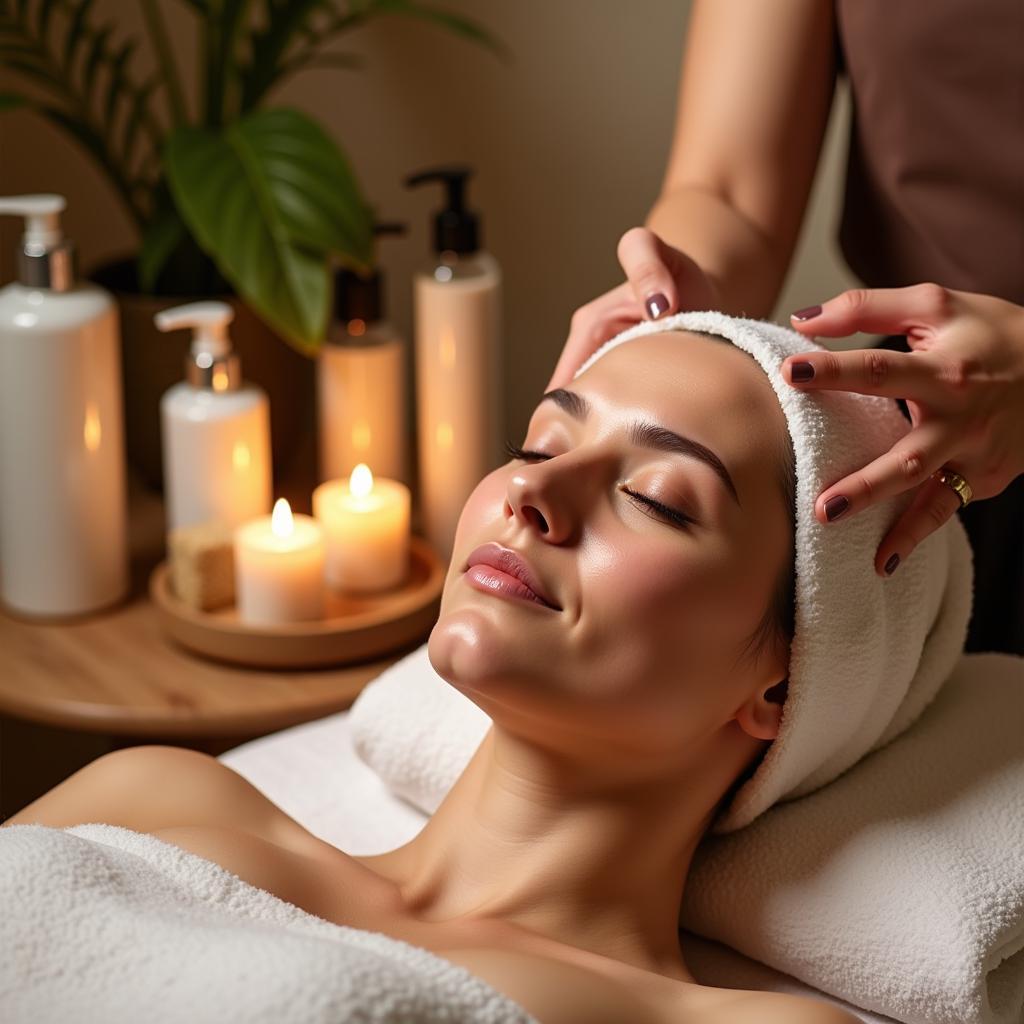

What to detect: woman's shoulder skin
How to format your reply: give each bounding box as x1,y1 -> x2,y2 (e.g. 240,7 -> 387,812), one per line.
2,746 -> 863,1024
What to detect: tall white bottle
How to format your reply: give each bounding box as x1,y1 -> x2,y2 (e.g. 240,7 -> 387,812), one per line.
406,167 -> 502,562
0,194 -> 129,618
318,224 -> 408,486
156,301 -> 272,532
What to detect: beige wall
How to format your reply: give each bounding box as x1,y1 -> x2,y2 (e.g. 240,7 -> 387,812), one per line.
0,0 -> 863,444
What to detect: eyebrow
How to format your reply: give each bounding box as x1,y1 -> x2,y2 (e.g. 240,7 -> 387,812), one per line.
539,388 -> 741,508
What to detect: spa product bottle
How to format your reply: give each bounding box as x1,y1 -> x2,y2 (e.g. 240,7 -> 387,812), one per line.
157,301 -> 272,532
405,166 -> 503,561
0,193 -> 129,618
318,223 -> 408,486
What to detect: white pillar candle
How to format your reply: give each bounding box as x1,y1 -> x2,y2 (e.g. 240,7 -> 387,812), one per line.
312,463 -> 410,593
234,498 -> 326,624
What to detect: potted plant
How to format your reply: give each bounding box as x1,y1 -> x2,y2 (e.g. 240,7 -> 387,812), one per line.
0,0 -> 503,488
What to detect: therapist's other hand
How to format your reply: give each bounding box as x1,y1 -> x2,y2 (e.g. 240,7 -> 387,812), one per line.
546,227 -> 721,390
783,284 -> 1024,576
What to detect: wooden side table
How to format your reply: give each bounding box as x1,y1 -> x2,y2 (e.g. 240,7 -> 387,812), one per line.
0,468 -> 426,817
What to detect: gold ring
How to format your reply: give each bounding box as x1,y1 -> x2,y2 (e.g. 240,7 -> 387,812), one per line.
933,467 -> 973,508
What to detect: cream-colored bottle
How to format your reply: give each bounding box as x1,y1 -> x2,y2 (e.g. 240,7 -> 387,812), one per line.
0,194 -> 129,618
406,167 -> 502,562
157,301 -> 272,532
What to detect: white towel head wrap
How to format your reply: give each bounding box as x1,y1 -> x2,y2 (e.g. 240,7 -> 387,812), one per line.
572,311 -> 974,834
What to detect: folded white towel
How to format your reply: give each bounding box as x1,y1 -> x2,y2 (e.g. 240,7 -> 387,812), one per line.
0,823 -> 536,1024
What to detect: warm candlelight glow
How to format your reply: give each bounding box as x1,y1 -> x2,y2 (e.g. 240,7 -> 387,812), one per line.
351,421 -> 371,450
232,441 -> 250,470
350,463 -> 373,499
212,367 -> 229,392
436,422 -> 453,449
439,329 -> 456,368
83,402 -> 101,452
271,497 -> 294,539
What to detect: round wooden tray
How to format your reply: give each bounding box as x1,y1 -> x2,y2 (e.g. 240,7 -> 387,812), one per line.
150,535 -> 445,669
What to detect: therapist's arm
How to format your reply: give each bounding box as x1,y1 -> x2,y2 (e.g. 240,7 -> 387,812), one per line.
646,0 -> 838,319
550,0 -> 840,389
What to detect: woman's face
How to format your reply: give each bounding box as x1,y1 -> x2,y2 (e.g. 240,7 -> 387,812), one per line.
428,331 -> 792,768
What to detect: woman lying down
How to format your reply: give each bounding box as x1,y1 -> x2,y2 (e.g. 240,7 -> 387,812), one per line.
5,312 -> 970,1024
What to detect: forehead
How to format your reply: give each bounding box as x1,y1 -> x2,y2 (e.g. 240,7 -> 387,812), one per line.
568,330 -> 789,498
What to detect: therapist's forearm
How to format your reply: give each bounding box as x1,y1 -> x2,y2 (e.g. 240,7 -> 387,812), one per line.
646,184 -> 790,320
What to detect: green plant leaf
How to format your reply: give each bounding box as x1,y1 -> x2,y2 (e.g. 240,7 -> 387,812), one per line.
164,107 -> 374,353
138,203 -> 187,292
369,0 -> 508,59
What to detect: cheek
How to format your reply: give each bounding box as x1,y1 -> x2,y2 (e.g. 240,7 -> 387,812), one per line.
572,530 -> 749,702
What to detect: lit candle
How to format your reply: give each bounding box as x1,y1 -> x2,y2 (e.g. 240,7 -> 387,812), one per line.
234,498 -> 326,624
312,463 -> 411,593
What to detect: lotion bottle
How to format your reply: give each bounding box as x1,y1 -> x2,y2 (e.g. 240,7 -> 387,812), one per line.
318,223 -> 408,486
0,193 -> 129,618
405,166 -> 502,561
156,301 -> 272,532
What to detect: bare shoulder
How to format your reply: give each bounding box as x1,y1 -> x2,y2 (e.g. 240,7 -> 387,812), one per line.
2,745 -> 326,860
717,989 -> 865,1024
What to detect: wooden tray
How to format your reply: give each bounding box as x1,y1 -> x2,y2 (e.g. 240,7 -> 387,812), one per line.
150,535 -> 445,669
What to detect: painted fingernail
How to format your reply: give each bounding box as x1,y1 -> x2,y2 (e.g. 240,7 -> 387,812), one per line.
791,304 -> 822,322
645,293 -> 669,319
791,361 -> 815,382
884,553 -> 901,576
824,495 -> 849,522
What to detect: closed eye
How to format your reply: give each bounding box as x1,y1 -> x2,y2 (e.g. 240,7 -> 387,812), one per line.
503,439 -> 695,529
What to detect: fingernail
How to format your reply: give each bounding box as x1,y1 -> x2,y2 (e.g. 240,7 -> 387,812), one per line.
645,293 -> 669,319
791,361 -> 815,382
884,553 -> 900,576
791,304 -> 822,322
824,495 -> 849,522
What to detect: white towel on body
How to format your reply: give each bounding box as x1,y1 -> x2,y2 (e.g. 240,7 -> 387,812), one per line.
0,823 -> 536,1024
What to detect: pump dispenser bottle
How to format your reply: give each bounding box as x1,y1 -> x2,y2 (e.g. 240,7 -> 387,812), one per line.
319,223 -> 408,485
405,166 -> 502,561
0,193 -> 129,618
156,301 -> 272,532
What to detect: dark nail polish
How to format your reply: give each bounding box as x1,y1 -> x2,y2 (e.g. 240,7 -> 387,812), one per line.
824,495 -> 849,522
791,304 -> 822,322
791,361 -> 815,382
645,293 -> 669,319
884,553 -> 900,575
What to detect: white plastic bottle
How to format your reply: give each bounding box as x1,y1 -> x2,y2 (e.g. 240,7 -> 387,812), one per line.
0,193 -> 129,618
405,167 -> 502,561
156,301 -> 272,532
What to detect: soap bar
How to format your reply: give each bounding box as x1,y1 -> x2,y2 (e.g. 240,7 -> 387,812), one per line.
168,520 -> 236,612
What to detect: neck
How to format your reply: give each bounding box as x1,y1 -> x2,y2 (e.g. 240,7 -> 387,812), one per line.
383,723 -> 756,980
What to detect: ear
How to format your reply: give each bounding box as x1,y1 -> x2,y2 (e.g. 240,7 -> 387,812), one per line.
734,678 -> 788,741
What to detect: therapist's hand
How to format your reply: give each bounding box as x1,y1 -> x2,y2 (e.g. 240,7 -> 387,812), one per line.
782,284 -> 1024,576
546,227 -> 721,390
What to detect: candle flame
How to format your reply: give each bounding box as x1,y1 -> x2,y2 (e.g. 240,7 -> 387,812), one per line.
350,462 -> 373,498
271,497 -> 294,539
83,403 -> 102,452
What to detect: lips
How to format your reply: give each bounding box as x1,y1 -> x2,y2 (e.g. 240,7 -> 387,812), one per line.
463,543 -> 562,610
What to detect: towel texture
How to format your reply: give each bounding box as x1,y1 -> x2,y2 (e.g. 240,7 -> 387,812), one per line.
570,311 -> 974,832
0,823 -> 536,1024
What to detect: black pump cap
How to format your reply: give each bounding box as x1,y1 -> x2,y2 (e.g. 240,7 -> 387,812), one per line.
333,222 -> 406,324
405,165 -> 480,255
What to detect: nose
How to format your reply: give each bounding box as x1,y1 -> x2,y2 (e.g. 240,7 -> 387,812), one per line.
505,456 -> 589,543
